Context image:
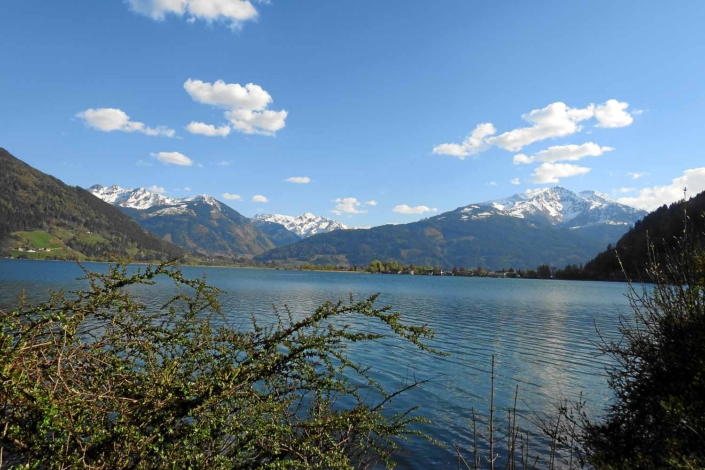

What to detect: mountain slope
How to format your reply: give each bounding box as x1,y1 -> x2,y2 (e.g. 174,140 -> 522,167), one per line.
583,190 -> 705,279
251,220 -> 302,247
256,187 -> 644,269
0,148 -> 182,260
255,216 -> 608,269
89,185 -> 275,258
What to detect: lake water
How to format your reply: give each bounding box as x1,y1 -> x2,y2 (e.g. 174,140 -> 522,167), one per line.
0,259 -> 631,468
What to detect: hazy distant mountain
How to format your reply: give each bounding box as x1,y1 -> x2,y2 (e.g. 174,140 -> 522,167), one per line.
252,213 -> 350,239
248,212 -> 353,247
0,149 -> 182,261
89,185 -> 274,258
256,187 -> 645,269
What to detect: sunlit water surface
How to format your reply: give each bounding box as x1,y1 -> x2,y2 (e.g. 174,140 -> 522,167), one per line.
0,260 -> 631,468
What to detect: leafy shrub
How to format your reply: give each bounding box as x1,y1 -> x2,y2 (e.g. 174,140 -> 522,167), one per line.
0,261 -> 439,469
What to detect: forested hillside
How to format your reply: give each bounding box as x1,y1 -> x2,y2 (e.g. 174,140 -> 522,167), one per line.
582,190 -> 705,280
0,148 -> 183,261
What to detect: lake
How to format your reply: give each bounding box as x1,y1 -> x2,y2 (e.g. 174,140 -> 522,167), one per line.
0,259 -> 631,468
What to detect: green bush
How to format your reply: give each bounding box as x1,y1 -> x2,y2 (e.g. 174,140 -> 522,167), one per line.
578,235 -> 705,468
0,261 -> 439,469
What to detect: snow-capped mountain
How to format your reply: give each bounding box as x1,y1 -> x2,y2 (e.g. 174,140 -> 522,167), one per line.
89,185 -> 220,211
252,213 -> 350,239
88,185 -> 274,257
460,187 -> 646,229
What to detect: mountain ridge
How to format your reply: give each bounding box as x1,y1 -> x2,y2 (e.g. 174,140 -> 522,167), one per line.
256,187 -> 645,269
89,185 -> 274,258
0,148 -> 183,261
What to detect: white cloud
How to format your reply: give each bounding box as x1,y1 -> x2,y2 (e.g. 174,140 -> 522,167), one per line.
76,108 -> 174,137
513,142 -> 614,165
184,79 -> 287,136
184,79 -> 272,110
225,109 -> 288,135
486,102 -> 594,151
510,178 -> 520,185
487,181 -> 497,186
222,193 -> 241,200
136,159 -> 153,166
126,0 -> 258,28
594,99 -> 634,128
285,176 -> 311,184
186,121 -> 231,137
215,160 -> 231,166
252,195 -> 269,203
331,197 -> 367,215
627,172 -> 646,179
150,151 -> 193,166
530,163 -> 591,183
148,185 -> 166,194
365,200 -> 377,206
617,168 -> 705,211
184,187 -> 192,192
433,123 -> 496,159
614,187 -> 635,193
393,204 -> 438,215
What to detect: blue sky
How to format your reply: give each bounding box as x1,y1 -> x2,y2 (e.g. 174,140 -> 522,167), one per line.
2,0 -> 705,226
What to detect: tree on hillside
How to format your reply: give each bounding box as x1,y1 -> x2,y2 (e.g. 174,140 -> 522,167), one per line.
0,261 -> 440,469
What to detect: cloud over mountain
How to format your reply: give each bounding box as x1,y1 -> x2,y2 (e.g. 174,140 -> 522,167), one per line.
433,99 -> 636,155
618,168 -> 705,211
332,197 -> 367,215
514,142 -> 613,164
530,163 -> 591,183
76,108 -> 175,137
433,123 -> 496,158
150,151 -> 193,166
393,204 -> 437,215
184,79 -> 287,135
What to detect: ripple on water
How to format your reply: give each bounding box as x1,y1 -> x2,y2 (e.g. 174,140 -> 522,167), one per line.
0,260 -> 630,468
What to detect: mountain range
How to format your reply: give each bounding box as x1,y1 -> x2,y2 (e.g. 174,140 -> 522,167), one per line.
1,147 -> 649,269
256,187 -> 647,269
89,185 -> 275,258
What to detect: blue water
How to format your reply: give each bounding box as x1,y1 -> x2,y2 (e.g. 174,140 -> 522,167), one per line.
0,260 -> 631,468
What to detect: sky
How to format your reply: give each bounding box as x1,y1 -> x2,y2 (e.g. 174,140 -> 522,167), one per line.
2,0 -> 705,227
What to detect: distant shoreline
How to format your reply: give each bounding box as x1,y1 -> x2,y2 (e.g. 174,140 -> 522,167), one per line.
0,257 -> 631,282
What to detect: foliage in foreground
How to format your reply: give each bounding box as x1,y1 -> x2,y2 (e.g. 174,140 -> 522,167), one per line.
0,261 -> 439,469
580,233 -> 705,468
543,209 -> 705,469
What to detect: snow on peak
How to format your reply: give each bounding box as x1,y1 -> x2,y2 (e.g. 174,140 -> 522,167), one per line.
183,194 -> 221,209
89,185 -> 229,212
89,184 -> 179,210
465,186 -> 646,228
253,213 -> 350,238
